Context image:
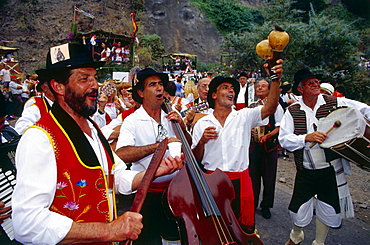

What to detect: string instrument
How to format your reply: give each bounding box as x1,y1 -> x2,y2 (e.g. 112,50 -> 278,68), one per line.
100,81 -> 116,97
163,98 -> 264,245
252,126 -> 280,153
179,101 -> 209,118
121,138 -> 168,245
253,126 -> 265,142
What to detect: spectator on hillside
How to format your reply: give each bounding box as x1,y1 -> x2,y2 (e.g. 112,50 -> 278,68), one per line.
0,65 -> 11,88
9,76 -> 23,117
175,77 -> 184,97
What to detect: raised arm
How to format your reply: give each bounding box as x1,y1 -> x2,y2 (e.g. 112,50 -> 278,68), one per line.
260,59 -> 283,120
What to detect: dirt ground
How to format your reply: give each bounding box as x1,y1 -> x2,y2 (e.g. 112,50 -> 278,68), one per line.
277,150 -> 370,226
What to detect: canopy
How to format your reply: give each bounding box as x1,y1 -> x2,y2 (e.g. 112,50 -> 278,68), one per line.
0,46 -> 19,54
163,53 -> 197,58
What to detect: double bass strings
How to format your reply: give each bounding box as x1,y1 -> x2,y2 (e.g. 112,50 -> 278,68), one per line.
164,98 -> 236,243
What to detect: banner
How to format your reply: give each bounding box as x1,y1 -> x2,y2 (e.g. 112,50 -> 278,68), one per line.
74,6 -> 95,19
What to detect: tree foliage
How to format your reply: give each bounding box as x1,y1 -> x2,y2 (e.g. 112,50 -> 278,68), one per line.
138,34 -> 165,62
221,0 -> 370,102
291,0 -> 327,21
190,0 -> 263,34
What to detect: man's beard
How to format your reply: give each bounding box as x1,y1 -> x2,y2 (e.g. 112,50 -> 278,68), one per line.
65,86 -> 98,118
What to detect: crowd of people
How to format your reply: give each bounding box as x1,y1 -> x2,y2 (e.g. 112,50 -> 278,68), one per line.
0,42 -> 369,245
92,40 -> 131,64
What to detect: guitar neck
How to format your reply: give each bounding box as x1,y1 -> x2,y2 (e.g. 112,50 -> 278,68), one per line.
180,102 -> 208,117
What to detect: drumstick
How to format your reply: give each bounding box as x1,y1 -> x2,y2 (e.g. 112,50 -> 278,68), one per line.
309,120 -> 341,148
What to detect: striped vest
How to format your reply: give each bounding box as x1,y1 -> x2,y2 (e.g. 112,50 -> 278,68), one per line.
288,95 -> 340,169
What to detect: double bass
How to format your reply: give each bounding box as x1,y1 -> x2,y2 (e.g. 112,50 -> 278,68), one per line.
164,98 -> 263,245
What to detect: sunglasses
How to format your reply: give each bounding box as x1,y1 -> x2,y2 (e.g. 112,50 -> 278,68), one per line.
303,79 -> 320,86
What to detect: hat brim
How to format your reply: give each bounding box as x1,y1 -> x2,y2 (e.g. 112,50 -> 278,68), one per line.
49,61 -> 106,71
35,68 -> 49,92
292,75 -> 315,95
207,77 -> 240,108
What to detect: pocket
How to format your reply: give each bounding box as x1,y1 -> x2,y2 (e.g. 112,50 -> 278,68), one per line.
231,126 -> 244,147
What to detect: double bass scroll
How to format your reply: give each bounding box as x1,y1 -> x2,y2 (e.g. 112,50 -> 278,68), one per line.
163,98 -> 264,245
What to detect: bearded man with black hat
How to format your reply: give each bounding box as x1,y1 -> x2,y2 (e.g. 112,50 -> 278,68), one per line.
12,44 -> 183,244
191,60 -> 283,235
279,68 -> 370,245
115,67 -> 190,245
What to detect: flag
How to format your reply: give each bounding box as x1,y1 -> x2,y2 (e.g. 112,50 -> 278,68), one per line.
74,6 -> 95,19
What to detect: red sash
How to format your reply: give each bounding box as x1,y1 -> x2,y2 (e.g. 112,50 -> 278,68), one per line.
206,169 -> 254,227
235,103 -> 246,110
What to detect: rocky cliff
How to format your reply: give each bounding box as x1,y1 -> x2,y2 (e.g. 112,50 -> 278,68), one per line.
142,0 -> 222,64
0,0 -> 229,73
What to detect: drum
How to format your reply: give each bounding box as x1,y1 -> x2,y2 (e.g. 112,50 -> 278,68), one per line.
317,107 -> 370,170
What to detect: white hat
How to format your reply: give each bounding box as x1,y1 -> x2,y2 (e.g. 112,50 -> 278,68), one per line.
320,83 -> 334,95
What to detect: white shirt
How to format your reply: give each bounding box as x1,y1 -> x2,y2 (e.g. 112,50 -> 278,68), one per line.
281,93 -> 301,103
21,81 -> 29,98
271,104 -> 284,127
116,106 -> 178,182
101,115 -> 123,142
236,84 -> 247,104
191,107 -> 268,172
105,103 -> 117,119
12,121 -> 138,245
90,109 -> 107,128
9,81 -> 22,94
236,83 -> 255,106
15,96 -> 54,134
0,68 -> 10,82
279,94 -> 370,152
255,101 -> 284,127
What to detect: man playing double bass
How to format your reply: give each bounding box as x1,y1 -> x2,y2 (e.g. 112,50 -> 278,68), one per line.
115,68 -> 191,245
191,60 -> 283,235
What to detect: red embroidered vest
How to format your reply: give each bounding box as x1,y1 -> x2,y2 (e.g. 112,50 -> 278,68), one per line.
35,105 -> 116,227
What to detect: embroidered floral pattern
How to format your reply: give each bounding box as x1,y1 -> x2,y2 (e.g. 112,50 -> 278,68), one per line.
52,170 -> 90,220
64,201 -> 79,210
76,179 -> 88,187
57,182 -> 68,189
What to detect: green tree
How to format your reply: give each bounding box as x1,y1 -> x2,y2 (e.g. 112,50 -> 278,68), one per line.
222,0 -> 367,102
191,0 -> 263,34
291,0 -> 327,21
138,34 -> 165,62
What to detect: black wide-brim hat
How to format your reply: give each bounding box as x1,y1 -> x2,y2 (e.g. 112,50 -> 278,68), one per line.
132,68 -> 169,103
207,76 -> 240,109
237,71 -> 248,79
35,68 -> 50,92
35,43 -> 105,79
292,68 -> 316,95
